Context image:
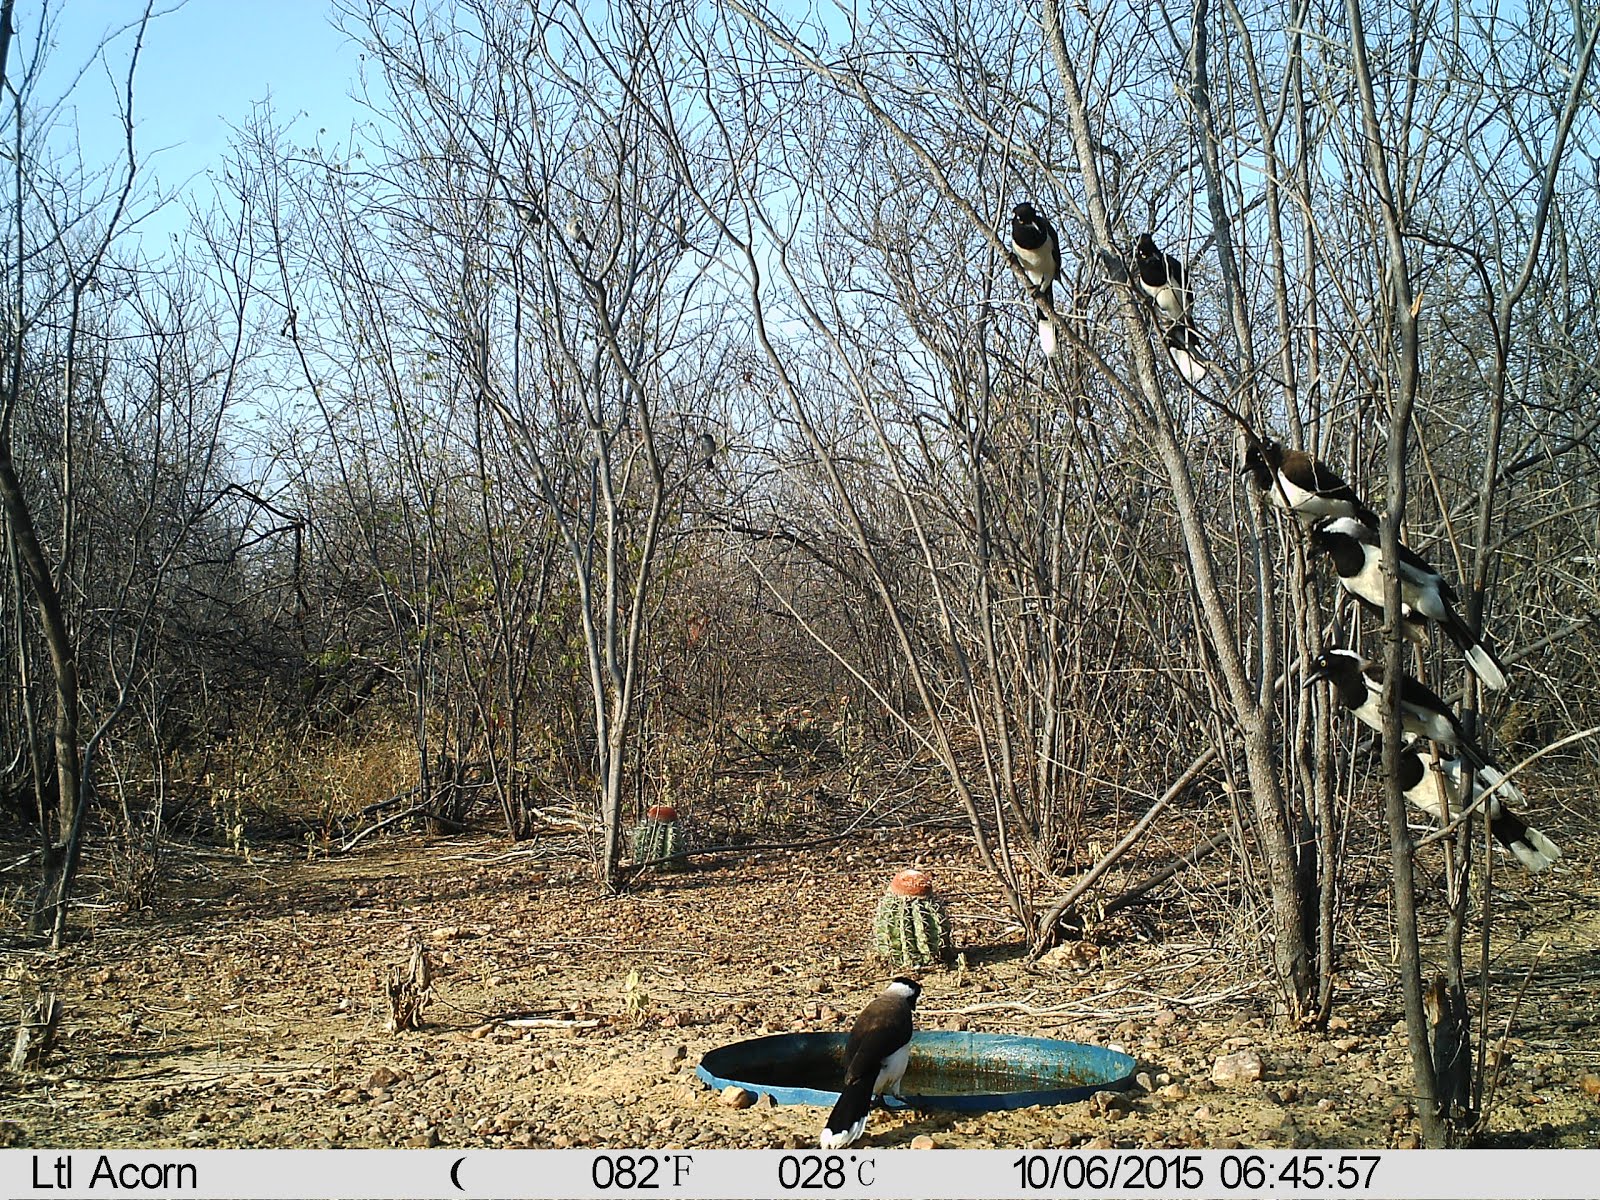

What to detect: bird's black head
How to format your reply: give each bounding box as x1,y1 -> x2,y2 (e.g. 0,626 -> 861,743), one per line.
1241,438 -> 1273,486
1133,232 -> 1158,262
1012,203 -> 1037,225
887,976 -> 922,1007
1306,647 -> 1363,685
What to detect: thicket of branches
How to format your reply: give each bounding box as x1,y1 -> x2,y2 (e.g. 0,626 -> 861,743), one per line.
4,0 -> 1599,1142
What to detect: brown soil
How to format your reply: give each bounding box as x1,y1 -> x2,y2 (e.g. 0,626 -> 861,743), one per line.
2,820 -> 1597,1150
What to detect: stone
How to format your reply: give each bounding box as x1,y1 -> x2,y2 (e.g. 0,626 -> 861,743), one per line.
1579,1073 -> 1600,1099
910,1135 -> 936,1149
366,1066 -> 402,1091
662,1044 -> 688,1071
1211,1049 -> 1264,1087
1159,1083 -> 1188,1101
718,1086 -> 756,1109
1135,1072 -> 1155,1093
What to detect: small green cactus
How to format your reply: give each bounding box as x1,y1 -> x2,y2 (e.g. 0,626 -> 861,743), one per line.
872,869 -> 950,967
630,805 -> 687,869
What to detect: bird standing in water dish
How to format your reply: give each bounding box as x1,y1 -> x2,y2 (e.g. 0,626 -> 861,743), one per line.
819,977 -> 920,1148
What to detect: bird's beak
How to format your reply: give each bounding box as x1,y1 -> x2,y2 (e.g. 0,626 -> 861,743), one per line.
1304,660 -> 1327,684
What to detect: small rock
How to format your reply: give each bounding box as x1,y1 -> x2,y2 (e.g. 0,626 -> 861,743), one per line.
407,1128 -> 440,1148
1211,1049 -> 1264,1087
1327,1015 -> 1351,1033
753,1093 -> 776,1109
719,1086 -> 756,1109
366,1066 -> 402,1090
1333,1036 -> 1360,1053
1159,1083 -> 1188,1101
1579,1073 -> 1600,1099
1389,1102 -> 1415,1121
1396,1133 -> 1421,1150
333,1088 -> 362,1105
910,1135 -> 937,1149
1084,1134 -> 1114,1149
1135,1072 -> 1155,1093
1316,1098 -> 1336,1112
1090,1090 -> 1132,1115
1194,1105 -> 1213,1122
1276,1084 -> 1299,1104
1153,1010 -> 1178,1028
1104,1107 -> 1128,1122
662,1044 -> 688,1071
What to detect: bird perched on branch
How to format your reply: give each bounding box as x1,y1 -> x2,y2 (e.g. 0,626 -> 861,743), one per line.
1397,746 -> 1561,873
819,977 -> 920,1148
1307,647 -> 1473,753
1242,438 -> 1379,526
1308,517 -> 1508,692
1010,203 -> 1062,358
695,432 -> 717,470
1131,233 -> 1192,326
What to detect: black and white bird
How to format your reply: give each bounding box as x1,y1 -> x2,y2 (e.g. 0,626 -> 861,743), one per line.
1131,233 -> 1192,326
1308,517 -> 1508,692
1010,203 -> 1062,358
1242,439 -> 1380,526
695,432 -> 717,470
819,976 -> 920,1149
1397,746 -> 1562,873
1164,321 -> 1207,385
1307,647 -> 1470,751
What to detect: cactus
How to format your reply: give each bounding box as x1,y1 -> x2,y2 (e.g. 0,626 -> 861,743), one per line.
871,869 -> 950,967
630,804 -> 687,869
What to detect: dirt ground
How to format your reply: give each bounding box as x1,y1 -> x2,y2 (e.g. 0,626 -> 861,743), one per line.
2,815 -> 1598,1151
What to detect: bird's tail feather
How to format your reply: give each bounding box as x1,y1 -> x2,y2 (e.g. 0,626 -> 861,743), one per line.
1464,642 -> 1509,692
1438,610 -> 1509,691
1038,317 -> 1058,358
820,1075 -> 874,1149
1492,810 -> 1562,873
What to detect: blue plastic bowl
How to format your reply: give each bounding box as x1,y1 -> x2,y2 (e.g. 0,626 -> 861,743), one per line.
696,1031 -> 1136,1112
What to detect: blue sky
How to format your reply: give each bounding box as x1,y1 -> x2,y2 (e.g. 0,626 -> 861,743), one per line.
31,0 -> 365,209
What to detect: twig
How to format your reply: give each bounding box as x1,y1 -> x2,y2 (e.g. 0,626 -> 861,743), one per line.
1101,828 -> 1232,916
1477,945 -> 1546,1134
337,805 -> 428,853
1028,748 -> 1220,957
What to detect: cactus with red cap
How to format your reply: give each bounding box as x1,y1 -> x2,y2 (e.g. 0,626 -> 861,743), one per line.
872,869 -> 950,967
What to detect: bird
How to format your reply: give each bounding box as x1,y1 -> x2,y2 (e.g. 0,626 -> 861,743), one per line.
1164,321 -> 1207,385
1308,516 -> 1509,692
1131,233 -> 1192,326
819,976 -> 921,1149
1306,647 -> 1470,751
695,432 -> 716,469
1241,439 -> 1380,526
1396,746 -> 1562,873
1010,203 -> 1062,358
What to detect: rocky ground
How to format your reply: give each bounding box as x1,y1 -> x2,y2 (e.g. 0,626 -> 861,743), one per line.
2,817 -> 1598,1150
